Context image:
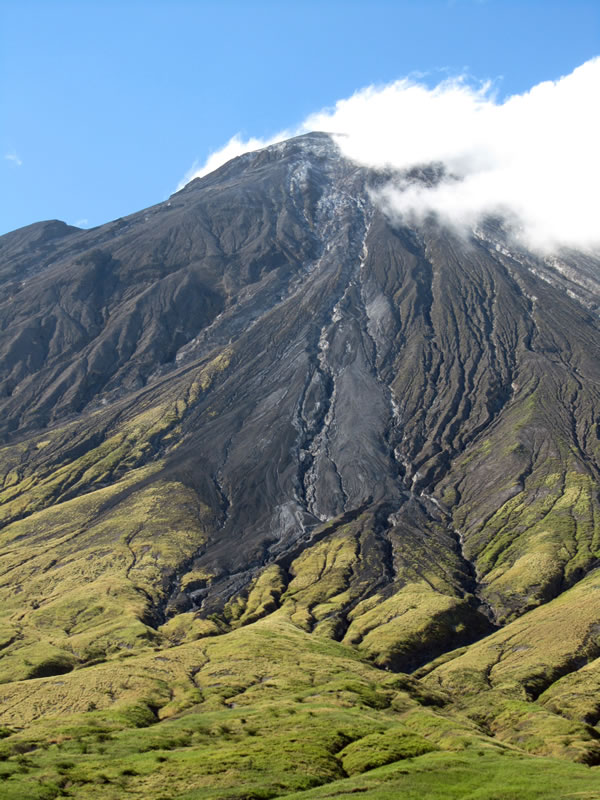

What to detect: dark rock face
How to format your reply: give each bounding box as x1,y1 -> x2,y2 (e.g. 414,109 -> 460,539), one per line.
2,131 -> 600,660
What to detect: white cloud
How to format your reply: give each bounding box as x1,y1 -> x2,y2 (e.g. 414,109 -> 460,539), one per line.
4,152 -> 22,167
179,58 -> 600,252
74,218 -> 89,228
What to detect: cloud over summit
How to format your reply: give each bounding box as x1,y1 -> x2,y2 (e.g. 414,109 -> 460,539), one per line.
181,58 -> 600,252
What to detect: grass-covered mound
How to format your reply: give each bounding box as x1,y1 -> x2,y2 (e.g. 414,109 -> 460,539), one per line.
0,614 -> 598,799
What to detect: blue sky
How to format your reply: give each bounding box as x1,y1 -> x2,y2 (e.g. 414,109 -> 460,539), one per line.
1,0 -> 598,235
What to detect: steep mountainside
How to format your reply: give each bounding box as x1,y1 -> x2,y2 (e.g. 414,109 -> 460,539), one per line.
1,132 -> 600,799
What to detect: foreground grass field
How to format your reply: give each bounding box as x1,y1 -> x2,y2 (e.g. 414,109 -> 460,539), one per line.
0,616 -> 599,799
284,752 -> 600,800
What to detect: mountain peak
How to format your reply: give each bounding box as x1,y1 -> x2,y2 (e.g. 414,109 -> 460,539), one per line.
176,131 -> 344,196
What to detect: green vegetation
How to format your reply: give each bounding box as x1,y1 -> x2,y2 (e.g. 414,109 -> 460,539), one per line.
1,309 -> 600,798
284,751 -> 600,800
1,615 -> 600,799
0,350 -> 235,684
2,379 -> 600,797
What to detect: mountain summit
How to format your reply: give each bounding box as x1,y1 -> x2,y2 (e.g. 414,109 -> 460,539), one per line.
2,133 -> 600,797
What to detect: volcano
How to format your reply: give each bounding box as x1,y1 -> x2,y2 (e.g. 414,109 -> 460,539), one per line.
1,133 -> 600,797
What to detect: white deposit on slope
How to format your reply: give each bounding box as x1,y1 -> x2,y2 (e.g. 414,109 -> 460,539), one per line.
181,58 -> 600,253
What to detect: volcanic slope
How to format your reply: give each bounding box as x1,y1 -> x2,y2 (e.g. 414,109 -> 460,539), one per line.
1,132 -> 600,798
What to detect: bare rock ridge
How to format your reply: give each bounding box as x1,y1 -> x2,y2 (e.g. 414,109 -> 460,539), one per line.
2,133 -> 600,783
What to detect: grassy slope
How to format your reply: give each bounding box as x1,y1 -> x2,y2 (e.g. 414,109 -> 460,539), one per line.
1,617 -> 599,800
1,350 -> 600,798
0,351 -> 231,683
